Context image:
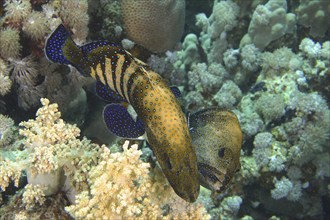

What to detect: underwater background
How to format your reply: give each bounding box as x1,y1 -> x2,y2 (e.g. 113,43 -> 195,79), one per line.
0,0 -> 329,219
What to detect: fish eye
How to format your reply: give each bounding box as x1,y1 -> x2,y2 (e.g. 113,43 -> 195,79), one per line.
218,148 -> 225,158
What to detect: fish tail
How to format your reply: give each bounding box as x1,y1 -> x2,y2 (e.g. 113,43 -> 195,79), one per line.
45,24 -> 85,68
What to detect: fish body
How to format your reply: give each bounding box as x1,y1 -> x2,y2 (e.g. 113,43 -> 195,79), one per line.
45,25 -> 199,202
189,108 -> 242,192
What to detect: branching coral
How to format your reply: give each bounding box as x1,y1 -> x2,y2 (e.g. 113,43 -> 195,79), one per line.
65,141 -> 210,220
213,80 -> 242,109
296,0 -> 330,37
255,93 -> 285,123
175,33 -> 201,70
252,132 -> 287,172
208,0 -> 239,39
271,177 -> 302,201
1,98 -> 209,218
196,0 -> 240,63
240,0 -> 296,50
19,98 -> 80,175
188,63 -> 227,94
240,44 -> 261,72
0,158 -> 22,191
261,47 -> 301,76
22,184 -> 46,210
0,99 -> 208,219
9,98 -> 97,199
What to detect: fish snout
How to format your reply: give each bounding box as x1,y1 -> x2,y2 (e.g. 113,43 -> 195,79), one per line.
174,152 -> 200,202
160,148 -> 200,203
176,183 -> 200,203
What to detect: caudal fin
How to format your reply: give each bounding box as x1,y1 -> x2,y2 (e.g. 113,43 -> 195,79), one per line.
45,24 -> 82,65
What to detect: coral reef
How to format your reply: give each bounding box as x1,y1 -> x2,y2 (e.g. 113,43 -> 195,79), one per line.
296,0 -> 330,37
0,0 -> 89,113
144,0 -> 330,219
196,0 -> 239,64
240,0 -> 296,50
1,99 -> 209,219
66,141 -> 209,220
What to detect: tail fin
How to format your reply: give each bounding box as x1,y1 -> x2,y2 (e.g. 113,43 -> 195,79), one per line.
45,24 -> 83,66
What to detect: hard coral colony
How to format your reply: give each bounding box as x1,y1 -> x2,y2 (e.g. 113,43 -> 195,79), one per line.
0,0 -> 330,220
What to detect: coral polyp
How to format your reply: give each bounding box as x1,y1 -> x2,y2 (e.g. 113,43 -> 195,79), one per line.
4,0 -> 32,24
0,27 -> 21,59
22,11 -> 50,40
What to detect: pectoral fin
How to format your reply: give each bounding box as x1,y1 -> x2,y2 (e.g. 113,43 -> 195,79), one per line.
103,103 -> 145,138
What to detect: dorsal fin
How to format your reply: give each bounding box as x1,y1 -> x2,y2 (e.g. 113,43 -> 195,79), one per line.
80,41 -> 119,54
45,24 -> 73,65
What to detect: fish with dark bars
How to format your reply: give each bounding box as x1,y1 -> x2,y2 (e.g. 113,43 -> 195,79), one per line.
45,24 -> 200,202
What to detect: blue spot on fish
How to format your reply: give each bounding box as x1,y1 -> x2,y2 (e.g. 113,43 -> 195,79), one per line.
103,103 -> 145,138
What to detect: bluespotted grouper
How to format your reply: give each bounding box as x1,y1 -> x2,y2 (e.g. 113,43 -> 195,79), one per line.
45,24 -> 199,202
189,108 -> 242,192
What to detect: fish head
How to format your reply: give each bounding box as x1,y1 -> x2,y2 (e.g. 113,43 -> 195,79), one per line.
189,108 -> 242,192
197,147 -> 241,192
146,124 -> 200,202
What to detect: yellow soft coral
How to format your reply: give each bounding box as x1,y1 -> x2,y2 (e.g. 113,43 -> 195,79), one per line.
66,141 -> 210,220
22,184 -> 46,210
0,159 -> 21,191
19,98 -> 80,176
3,99 -> 209,218
17,98 -> 101,196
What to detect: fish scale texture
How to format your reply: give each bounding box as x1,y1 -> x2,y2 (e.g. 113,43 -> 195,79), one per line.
121,0 -> 185,52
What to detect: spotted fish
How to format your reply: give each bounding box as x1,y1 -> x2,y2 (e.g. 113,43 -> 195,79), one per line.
189,108 -> 242,192
45,24 -> 199,202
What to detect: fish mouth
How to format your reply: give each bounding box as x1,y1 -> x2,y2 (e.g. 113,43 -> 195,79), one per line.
175,189 -> 199,203
197,163 -> 229,192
